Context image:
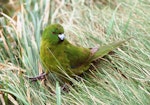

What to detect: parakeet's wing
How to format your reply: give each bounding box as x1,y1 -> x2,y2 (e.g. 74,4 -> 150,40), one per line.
64,42 -> 91,69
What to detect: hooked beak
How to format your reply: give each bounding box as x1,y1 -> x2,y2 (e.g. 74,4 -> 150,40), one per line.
58,34 -> 65,41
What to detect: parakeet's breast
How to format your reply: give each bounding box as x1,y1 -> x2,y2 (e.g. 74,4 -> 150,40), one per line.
40,40 -> 70,75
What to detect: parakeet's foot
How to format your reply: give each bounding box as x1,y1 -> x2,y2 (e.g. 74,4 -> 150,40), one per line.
27,72 -> 47,82
61,83 -> 71,92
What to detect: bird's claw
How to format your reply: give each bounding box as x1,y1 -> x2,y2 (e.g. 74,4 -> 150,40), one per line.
27,72 -> 47,82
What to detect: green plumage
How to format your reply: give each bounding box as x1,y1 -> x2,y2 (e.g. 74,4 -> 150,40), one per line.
40,24 -> 131,78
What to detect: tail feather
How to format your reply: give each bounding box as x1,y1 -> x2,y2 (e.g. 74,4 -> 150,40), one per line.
90,37 -> 133,61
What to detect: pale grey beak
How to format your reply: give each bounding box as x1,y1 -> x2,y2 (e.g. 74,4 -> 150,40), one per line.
58,34 -> 65,41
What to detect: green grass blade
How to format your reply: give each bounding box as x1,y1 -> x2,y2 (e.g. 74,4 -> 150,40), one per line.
56,82 -> 61,105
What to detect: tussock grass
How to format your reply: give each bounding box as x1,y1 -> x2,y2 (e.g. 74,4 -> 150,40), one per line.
0,0 -> 150,104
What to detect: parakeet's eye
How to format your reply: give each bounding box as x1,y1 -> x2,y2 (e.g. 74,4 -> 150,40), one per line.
52,32 -> 56,34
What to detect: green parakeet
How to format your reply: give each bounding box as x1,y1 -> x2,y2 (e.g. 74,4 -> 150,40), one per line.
37,24 -> 131,80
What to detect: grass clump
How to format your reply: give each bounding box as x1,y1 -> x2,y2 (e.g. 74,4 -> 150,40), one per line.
0,0 -> 149,105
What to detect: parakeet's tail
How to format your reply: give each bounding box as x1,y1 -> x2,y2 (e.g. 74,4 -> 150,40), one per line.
90,37 -> 133,61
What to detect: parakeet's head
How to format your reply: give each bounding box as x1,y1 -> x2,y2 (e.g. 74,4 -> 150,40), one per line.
42,24 -> 65,43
